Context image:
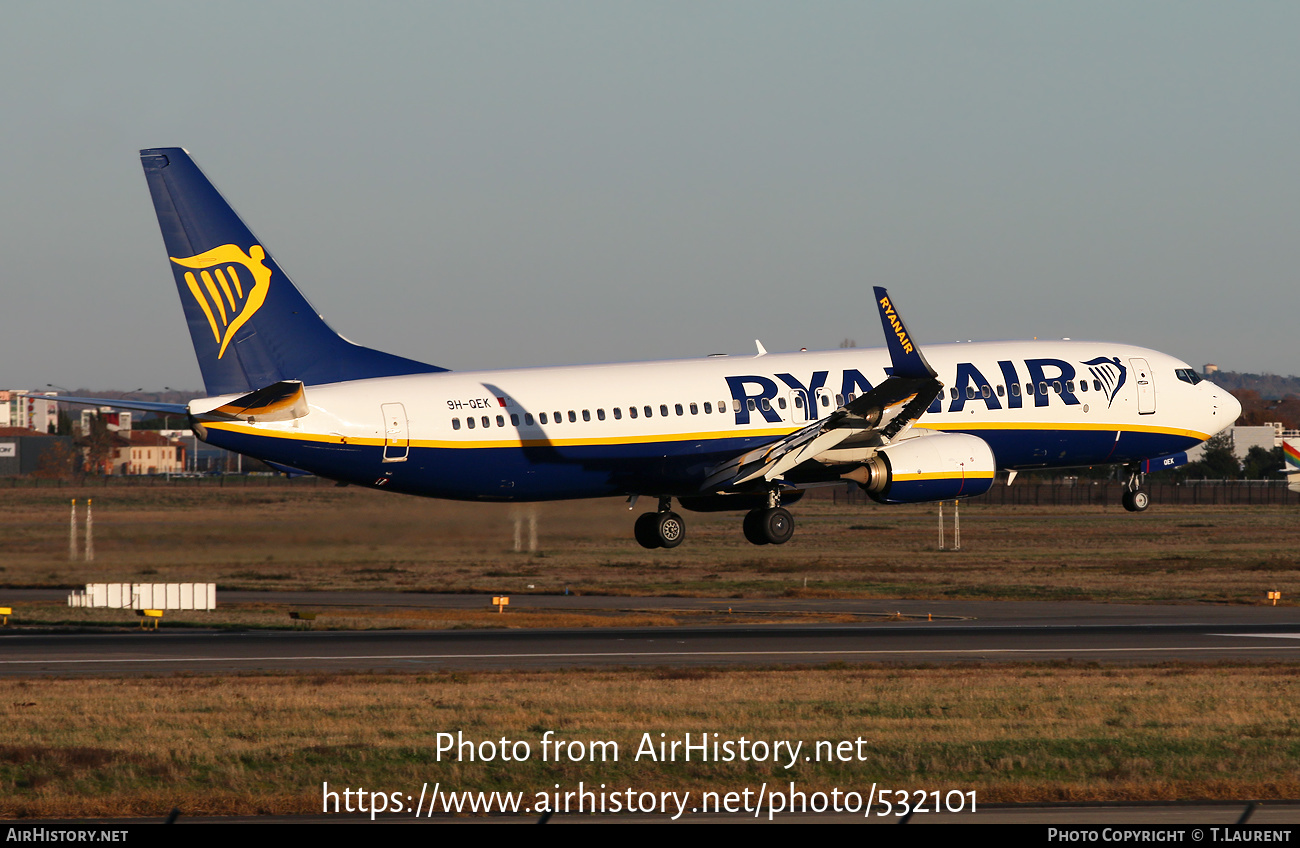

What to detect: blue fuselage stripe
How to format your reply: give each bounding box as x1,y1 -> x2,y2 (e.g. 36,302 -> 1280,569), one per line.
204,425 -> 1203,502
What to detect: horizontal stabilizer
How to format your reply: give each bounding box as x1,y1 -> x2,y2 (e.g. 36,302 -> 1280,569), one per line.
30,394 -> 189,416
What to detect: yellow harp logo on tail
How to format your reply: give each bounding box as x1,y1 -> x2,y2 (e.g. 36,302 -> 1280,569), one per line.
171,245 -> 272,359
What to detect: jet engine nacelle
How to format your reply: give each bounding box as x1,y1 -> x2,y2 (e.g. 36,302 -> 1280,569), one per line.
848,433 -> 996,504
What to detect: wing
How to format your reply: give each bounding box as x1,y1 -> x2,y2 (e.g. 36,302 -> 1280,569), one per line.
702,287 -> 943,491
28,394 -> 190,415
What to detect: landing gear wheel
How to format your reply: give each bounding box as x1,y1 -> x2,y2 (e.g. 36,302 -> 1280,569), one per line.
1122,490 -> 1150,513
743,509 -> 770,546
762,507 -> 795,545
634,512 -> 662,549
655,512 -> 685,548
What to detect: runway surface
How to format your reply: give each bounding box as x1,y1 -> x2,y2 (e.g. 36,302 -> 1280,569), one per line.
2,595 -> 1299,675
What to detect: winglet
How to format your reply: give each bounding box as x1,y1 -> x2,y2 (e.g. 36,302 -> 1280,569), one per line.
872,287 -> 936,379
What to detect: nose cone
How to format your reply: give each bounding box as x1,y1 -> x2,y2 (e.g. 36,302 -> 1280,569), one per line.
1206,386 -> 1241,437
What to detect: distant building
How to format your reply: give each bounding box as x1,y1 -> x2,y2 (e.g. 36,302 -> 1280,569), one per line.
1186,423 -> 1287,466
1228,425 -> 1279,459
0,390 -> 58,432
0,427 -> 75,476
1203,364 -> 1219,376
104,430 -> 187,476
78,407 -> 131,435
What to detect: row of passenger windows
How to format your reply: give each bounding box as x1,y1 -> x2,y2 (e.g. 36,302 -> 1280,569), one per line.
951,379 -> 1106,401
449,392 -> 856,431
453,399 -> 727,431
448,380 -> 1121,432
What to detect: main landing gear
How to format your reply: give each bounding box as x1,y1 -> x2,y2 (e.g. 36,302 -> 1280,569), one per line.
1122,464 -> 1150,513
632,490 -> 798,548
742,489 -> 795,546
634,498 -> 685,549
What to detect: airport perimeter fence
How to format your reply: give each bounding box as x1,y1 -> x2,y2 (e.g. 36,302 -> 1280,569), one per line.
810,479 -> 1300,507
1,473 -> 325,490
4,473 -> 1297,506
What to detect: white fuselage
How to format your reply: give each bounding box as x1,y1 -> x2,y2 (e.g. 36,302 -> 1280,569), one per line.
191,340 -> 1237,501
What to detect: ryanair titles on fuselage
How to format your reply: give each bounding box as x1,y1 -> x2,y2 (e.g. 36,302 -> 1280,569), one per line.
725,356 -> 1126,426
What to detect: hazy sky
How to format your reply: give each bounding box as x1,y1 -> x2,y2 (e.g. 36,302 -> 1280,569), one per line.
3,2 -> 1296,391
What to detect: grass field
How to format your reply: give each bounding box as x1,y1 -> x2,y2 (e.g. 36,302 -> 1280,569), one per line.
1,483 -> 1296,605
2,664 -> 1297,818
3,483 -> 1296,818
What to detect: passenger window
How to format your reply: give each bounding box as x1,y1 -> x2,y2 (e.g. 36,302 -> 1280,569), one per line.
525,413 -> 534,425
690,403 -> 698,414
1078,381 -> 1087,393
1038,382 -> 1048,395
1094,380 -> 1102,391
835,394 -> 844,405
760,398 -> 770,412
613,408 -> 621,420
732,399 -> 741,412
539,412 -> 548,424
452,418 -> 460,430
821,395 -> 831,407
645,406 -> 653,418
675,404 -> 683,416
482,416 -> 490,428
496,415 -> 505,427
996,385 -> 1005,397
719,400 -> 727,412
966,387 -> 976,399
795,395 -> 804,408
747,399 -> 756,412
704,402 -> 712,414
1026,383 -> 1034,395
582,410 -> 591,422
554,411 -> 562,422
629,407 -> 638,419
597,409 -> 605,421
660,404 -> 669,417
568,411 -> 577,423
1066,381 -> 1075,392
1010,384 -> 1020,397
950,388 -> 959,400
981,386 -> 991,398
1052,381 -> 1061,394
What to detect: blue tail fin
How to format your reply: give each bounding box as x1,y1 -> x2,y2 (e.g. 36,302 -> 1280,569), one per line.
141,148 -> 445,396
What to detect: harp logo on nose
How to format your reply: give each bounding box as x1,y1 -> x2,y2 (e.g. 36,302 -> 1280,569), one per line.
171,244 -> 272,359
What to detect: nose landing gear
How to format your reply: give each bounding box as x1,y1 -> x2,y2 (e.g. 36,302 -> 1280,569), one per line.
1122,465 -> 1150,512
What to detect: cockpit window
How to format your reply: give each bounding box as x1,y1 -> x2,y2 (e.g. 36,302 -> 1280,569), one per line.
1175,368 -> 1203,385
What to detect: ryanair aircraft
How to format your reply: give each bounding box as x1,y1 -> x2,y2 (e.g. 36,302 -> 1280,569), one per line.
53,149 -> 1241,548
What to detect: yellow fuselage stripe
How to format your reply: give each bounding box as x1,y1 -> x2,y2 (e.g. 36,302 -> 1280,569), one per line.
202,420 -> 1210,452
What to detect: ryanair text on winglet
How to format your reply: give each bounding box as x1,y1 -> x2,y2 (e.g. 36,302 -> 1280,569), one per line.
878,295 -> 914,355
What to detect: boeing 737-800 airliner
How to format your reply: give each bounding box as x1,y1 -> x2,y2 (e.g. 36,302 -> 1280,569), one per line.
46,149 -> 1240,548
